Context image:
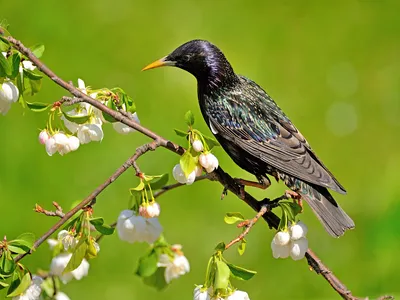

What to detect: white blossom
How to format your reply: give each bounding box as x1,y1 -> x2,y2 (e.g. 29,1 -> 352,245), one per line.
12,275 -> 43,300
47,239 -> 58,250
199,153 -> 218,173
192,139 -> 204,152
44,132 -> 79,156
172,164 -> 202,185
116,210 -> 162,244
77,123 -> 103,144
271,222 -> 309,261
226,290 -> 250,300
38,130 -> 50,145
193,285 -> 211,300
157,253 -> 190,283
57,230 -> 77,251
289,237 -> 308,261
139,202 -> 161,218
113,112 -> 140,134
54,292 -> 70,300
50,253 -> 89,284
273,231 -> 290,246
21,60 -> 36,71
0,81 -> 19,115
289,221 -> 308,240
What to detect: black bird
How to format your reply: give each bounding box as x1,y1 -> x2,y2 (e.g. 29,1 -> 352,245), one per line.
143,40 -> 355,237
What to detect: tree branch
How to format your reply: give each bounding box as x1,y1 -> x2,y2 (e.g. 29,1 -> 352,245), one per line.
4,32 -> 387,299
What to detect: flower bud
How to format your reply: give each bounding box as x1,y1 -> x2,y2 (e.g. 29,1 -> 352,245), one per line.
38,130 -> 50,145
0,81 -> 19,115
273,231 -> 290,246
192,139 -> 204,152
139,202 -> 161,218
289,221 -> 308,240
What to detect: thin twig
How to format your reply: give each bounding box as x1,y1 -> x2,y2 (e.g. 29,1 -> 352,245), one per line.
34,202 -> 65,218
225,205 -> 268,250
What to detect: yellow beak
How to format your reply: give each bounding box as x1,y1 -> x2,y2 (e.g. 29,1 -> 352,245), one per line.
142,56 -> 175,71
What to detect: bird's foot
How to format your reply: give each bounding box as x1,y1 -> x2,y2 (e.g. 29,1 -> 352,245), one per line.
259,197 -> 281,211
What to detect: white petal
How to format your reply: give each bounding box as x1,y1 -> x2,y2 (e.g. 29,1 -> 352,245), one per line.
0,101 -> 12,116
157,254 -> 171,267
54,292 -> 71,300
199,153 -> 210,169
193,285 -> 211,300
53,133 -> 69,146
273,231 -> 290,246
38,130 -> 50,145
77,124 -> 103,144
77,78 -> 87,94
227,290 -> 250,300
0,81 -> 19,104
113,121 -> 134,134
143,218 -> 163,243
192,140 -> 204,152
68,136 -> 80,152
271,239 -> 290,259
163,254 -> 190,283
186,169 -> 197,185
290,221 -> 308,240
116,211 -> 148,243
290,238 -> 308,261
45,137 -> 57,156
22,60 -> 36,71
47,239 -> 58,250
172,164 -> 188,184
60,115 -> 79,133
70,258 -> 89,280
50,253 -> 72,277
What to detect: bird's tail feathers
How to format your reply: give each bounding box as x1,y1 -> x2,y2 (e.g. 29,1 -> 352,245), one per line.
299,184 -> 355,237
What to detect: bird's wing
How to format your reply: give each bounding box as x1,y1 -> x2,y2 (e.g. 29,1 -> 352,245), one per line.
206,80 -> 346,194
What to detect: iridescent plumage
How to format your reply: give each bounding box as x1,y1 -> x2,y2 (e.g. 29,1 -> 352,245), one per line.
145,40 -> 355,237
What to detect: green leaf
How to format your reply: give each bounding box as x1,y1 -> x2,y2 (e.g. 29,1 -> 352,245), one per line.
142,267 -> 168,291
0,280 -> 9,290
8,53 -> 20,79
23,69 -> 42,80
224,212 -> 245,225
214,260 -> 230,290
289,202 -> 302,217
131,180 -> 145,191
7,245 -> 30,255
26,101 -> 51,112
136,251 -> 158,278
0,253 -> 15,275
62,111 -> 90,125
179,151 -> 197,177
102,100 -> 118,123
10,233 -> 35,250
30,44 -> 45,58
214,242 -> 226,252
90,218 -> 115,235
174,128 -> 188,138
7,272 -> 31,297
149,174 -> 169,190
238,240 -> 246,256
226,262 -> 256,281
0,51 -> 10,77
63,241 -> 87,274
203,134 -> 220,150
0,37 -> 9,52
184,110 -> 195,126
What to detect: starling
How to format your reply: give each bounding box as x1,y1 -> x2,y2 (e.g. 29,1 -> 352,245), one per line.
143,40 -> 355,237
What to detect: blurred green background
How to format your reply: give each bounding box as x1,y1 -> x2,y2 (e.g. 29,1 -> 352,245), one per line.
1,1 -> 399,299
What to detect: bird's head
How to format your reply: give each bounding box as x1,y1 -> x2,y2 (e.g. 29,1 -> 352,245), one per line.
142,40 -> 237,86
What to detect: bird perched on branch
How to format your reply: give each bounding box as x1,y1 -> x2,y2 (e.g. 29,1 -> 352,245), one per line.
142,40 -> 355,237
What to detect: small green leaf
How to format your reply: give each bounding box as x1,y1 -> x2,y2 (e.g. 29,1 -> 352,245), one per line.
289,202 -> 302,217
224,212 -> 245,225
86,239 -> 98,259
63,241 -> 87,274
0,280 -> 9,290
214,260 -> 230,290
174,128 -> 188,138
184,110 -> 195,126
238,240 -> 246,256
0,37 -> 9,52
26,101 -> 51,112
90,218 -> 115,235
226,262 -> 256,281
180,151 -> 197,177
214,242 -> 226,252
11,233 -> 35,250
142,267 -> 168,291
102,100 -> 118,123
0,51 -> 10,77
203,134 -> 220,150
7,272 -> 31,297
8,53 -> 20,79
62,111 -> 90,125
30,44 -> 45,58
131,180 -> 145,191
23,69 -> 42,80
0,253 -> 15,275
7,245 -> 30,255
136,251 -> 158,278
149,174 -> 169,190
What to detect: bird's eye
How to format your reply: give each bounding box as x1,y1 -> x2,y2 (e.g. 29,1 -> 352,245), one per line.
183,54 -> 192,62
